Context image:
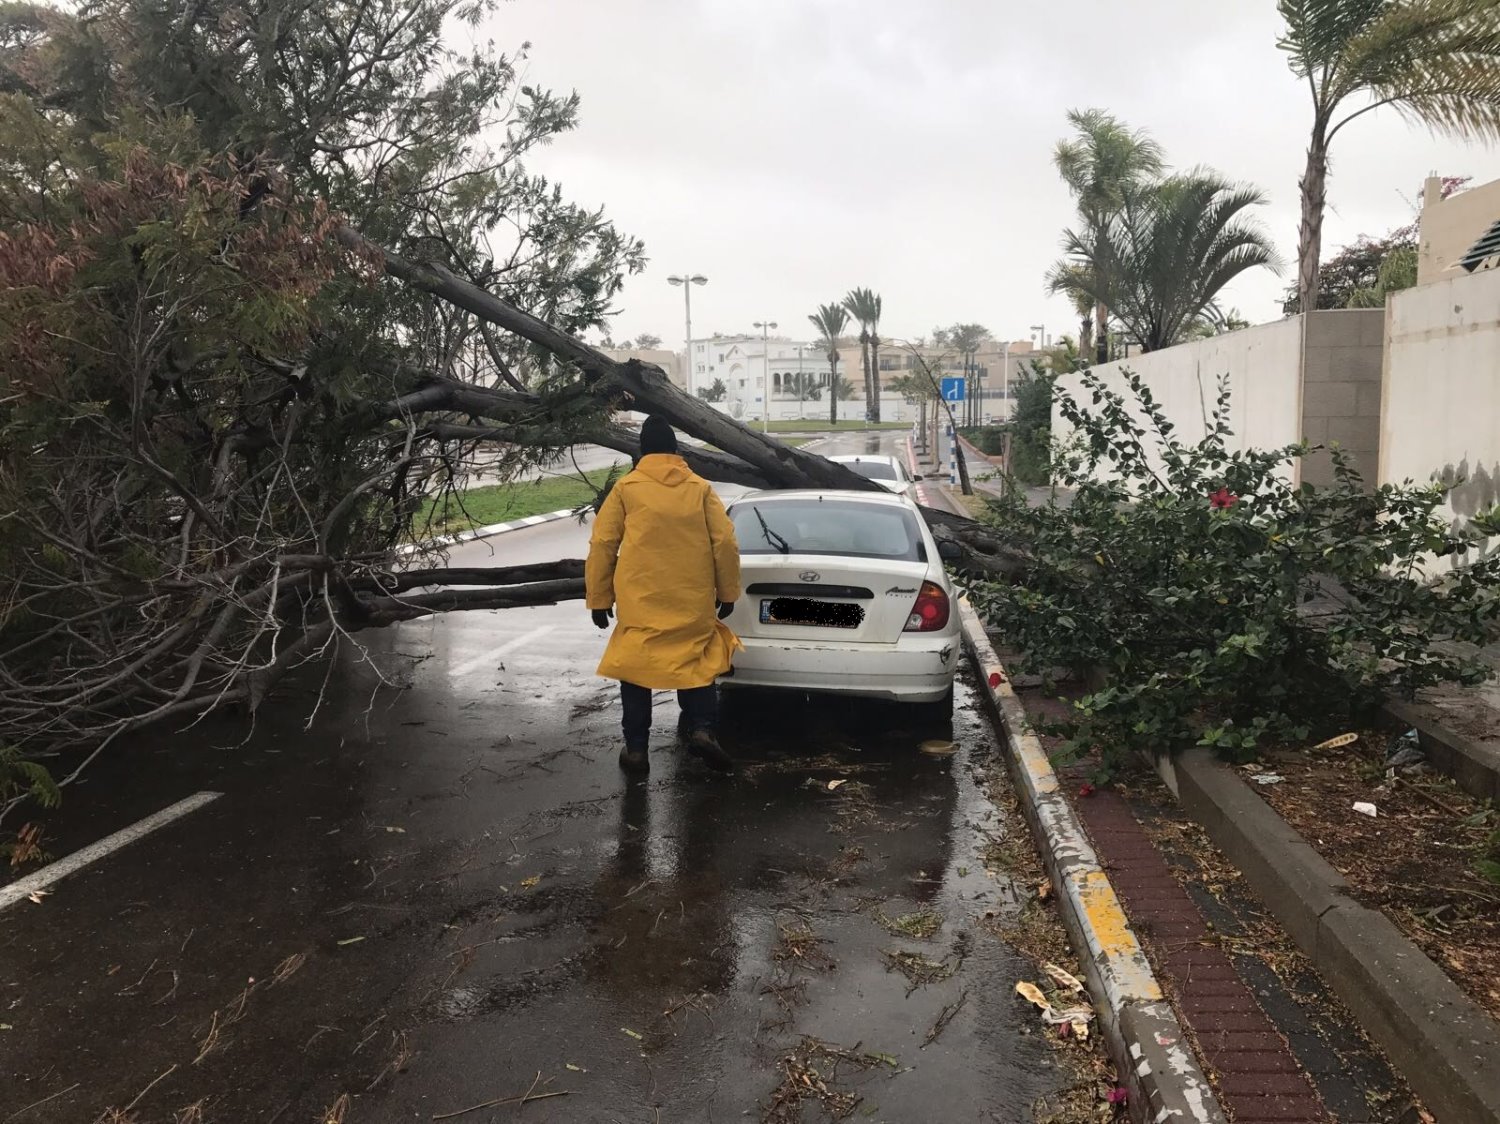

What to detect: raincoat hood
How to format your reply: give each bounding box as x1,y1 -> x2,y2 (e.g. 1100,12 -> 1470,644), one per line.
634,453 -> 692,487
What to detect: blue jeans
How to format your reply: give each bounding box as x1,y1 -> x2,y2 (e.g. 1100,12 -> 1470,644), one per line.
620,682 -> 717,750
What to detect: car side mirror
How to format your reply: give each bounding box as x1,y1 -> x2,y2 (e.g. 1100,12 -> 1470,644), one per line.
936,539 -> 962,563
912,474 -> 924,481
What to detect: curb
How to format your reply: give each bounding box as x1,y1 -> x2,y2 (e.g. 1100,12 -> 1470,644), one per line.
957,602 -> 1226,1124
1383,698 -> 1500,802
397,507 -> 577,557
904,436 -> 939,509
1154,748 -> 1500,1124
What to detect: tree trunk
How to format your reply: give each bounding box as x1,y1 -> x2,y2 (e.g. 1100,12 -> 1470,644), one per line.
1094,301 -> 1108,366
829,353 -> 839,425
868,334 -> 882,423
1079,315 -> 1093,363
864,333 -> 876,426
1296,127 -> 1331,314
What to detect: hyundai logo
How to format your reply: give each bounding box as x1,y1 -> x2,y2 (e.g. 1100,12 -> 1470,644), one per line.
799,571 -> 821,583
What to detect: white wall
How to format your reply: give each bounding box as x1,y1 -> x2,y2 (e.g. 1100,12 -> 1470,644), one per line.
1382,268 -> 1500,556
1053,318 -> 1307,481
710,394 -> 918,424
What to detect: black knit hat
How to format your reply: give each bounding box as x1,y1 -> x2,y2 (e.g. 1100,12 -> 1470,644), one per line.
639,415 -> 678,456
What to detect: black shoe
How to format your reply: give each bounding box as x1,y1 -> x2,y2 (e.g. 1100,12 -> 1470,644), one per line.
687,729 -> 734,773
619,745 -> 650,774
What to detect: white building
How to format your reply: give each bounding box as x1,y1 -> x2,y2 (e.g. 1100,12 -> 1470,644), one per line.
688,334 -> 834,420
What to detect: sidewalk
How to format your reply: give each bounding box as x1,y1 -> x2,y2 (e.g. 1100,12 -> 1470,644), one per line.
1009,685 -> 1414,1123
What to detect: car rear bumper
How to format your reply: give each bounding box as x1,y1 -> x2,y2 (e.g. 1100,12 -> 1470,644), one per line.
721,633 -> 960,702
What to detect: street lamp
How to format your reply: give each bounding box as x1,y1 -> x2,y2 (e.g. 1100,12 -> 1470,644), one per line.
753,320 -> 778,433
668,274 -> 708,395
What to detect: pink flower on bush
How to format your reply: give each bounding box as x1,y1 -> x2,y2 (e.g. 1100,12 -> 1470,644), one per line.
1209,487 -> 1239,510
1106,1086 -> 1129,1105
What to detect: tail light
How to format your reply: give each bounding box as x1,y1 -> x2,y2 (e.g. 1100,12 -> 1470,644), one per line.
904,581 -> 951,632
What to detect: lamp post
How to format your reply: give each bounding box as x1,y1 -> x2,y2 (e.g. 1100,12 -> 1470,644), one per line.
1001,341 -> 1012,422
753,320 -> 777,433
668,273 -> 708,395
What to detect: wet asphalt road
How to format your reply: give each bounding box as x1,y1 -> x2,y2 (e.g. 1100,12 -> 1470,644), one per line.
0,433 -> 1069,1123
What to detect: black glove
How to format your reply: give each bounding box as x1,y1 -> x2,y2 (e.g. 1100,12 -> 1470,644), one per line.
716,601 -> 735,620
591,608 -> 613,629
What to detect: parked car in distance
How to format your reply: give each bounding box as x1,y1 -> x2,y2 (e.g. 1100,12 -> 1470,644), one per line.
826,454 -> 918,500
719,489 -> 962,717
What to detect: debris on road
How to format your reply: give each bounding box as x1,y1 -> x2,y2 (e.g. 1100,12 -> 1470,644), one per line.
879,909 -> 942,940
1043,963 -> 1085,994
1352,801 -> 1378,818
882,949 -> 954,993
762,1037 -> 896,1124
1016,980 -> 1094,1040
923,990 -> 970,1047
1387,728 -> 1426,770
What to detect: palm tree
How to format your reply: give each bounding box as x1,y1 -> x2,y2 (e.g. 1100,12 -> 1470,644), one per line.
808,303 -> 850,426
842,288 -> 885,423
1054,109 -> 1166,365
842,289 -> 872,419
1059,170 -> 1280,352
1279,0 -> 1500,312
1043,261 -> 1097,362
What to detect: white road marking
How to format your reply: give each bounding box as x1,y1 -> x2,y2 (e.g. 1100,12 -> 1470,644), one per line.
450,624 -> 556,677
0,792 -> 221,913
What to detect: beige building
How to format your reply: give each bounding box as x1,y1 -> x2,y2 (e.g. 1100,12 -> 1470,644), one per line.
1418,175 -> 1500,285
841,338 -> 1041,421
601,346 -> 686,390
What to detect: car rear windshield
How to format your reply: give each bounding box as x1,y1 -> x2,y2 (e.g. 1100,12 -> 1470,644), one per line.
730,499 -> 924,561
841,460 -> 898,482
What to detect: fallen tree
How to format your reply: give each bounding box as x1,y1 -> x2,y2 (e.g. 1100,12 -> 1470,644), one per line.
0,0 -> 1029,824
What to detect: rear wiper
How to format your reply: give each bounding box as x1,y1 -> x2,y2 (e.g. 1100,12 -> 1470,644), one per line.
752,506 -> 791,554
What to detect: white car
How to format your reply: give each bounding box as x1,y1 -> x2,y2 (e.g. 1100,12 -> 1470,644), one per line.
826,454 -> 919,499
719,489 -> 962,716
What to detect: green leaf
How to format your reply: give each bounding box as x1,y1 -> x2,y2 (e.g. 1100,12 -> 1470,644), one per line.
1474,859 -> 1500,887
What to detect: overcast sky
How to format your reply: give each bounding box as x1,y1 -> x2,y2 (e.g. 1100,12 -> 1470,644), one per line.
492,0 -> 1500,349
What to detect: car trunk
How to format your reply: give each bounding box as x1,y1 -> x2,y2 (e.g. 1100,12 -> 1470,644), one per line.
735,555 -> 931,645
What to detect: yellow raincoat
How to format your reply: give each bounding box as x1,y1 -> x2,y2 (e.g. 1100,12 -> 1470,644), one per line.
585,454 -> 743,689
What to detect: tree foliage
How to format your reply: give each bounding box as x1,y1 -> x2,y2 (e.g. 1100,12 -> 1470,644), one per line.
972,370 -> 1500,775
1059,170 -> 1280,351
1281,223 -> 1418,314
1002,362 -> 1055,486
0,0 -> 654,813
695,377 -> 728,403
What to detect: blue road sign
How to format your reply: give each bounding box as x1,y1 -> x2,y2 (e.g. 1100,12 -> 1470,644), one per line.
940,376 -> 965,402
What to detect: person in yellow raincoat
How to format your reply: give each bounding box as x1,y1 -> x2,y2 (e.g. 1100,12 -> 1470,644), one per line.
585,416 -> 742,774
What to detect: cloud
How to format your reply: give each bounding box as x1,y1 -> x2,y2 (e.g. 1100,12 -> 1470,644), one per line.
493,0 -> 1500,346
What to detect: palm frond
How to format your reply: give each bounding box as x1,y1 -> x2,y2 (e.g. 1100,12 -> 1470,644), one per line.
1059,170 -> 1279,351
808,302 -> 849,347
1053,107 -> 1166,213
1278,0 -> 1386,76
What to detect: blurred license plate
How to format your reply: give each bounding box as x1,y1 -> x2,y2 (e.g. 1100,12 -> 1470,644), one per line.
760,598 -> 863,628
